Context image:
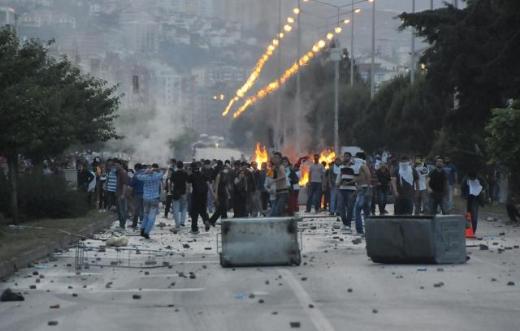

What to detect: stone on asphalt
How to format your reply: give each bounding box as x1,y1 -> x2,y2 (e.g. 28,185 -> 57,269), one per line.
49,304 -> 60,309
507,281 -> 515,286
434,282 -> 445,288
48,321 -> 58,326
0,289 -> 24,302
290,321 -> 301,328
132,294 -> 142,300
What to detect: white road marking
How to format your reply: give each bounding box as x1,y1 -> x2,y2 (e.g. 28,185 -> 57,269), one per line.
91,288 -> 205,293
278,269 -> 336,331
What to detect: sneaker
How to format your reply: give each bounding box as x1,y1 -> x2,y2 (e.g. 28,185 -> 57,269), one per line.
143,233 -> 150,239
190,229 -> 200,234
342,226 -> 352,234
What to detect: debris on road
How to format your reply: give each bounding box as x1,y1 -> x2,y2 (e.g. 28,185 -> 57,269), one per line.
106,236 -> 129,247
290,321 -> 301,328
132,294 -> 142,300
48,321 -> 59,326
0,289 -> 25,302
433,282 -> 445,288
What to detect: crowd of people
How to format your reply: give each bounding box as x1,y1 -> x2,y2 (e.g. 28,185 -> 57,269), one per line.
64,149 -> 497,239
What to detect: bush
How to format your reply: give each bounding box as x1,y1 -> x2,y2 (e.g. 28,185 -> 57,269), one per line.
0,171 -> 90,220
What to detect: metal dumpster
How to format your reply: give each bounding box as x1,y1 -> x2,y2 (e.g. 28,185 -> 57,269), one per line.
219,217 -> 302,268
365,215 -> 466,264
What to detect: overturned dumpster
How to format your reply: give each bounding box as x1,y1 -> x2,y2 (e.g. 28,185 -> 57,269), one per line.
219,217 -> 302,268
365,215 -> 466,264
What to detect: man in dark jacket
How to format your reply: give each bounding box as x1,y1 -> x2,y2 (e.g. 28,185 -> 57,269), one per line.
428,157 -> 448,215
187,162 -> 210,233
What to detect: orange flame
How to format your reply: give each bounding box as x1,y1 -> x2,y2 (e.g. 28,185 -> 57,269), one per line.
252,143 -> 269,167
298,148 -> 336,186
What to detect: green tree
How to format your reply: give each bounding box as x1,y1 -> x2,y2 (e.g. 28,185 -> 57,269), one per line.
485,100 -> 520,194
399,1 -> 520,158
0,28 -> 120,222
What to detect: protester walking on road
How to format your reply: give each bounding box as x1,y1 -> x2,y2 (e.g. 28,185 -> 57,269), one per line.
306,154 -> 325,213
461,171 -> 487,234
188,162 -> 211,233
336,152 -> 357,233
415,158 -> 430,214
209,161 -> 231,224
443,157 -> 458,211
429,157 -> 448,215
136,164 -> 164,239
172,161 -> 188,229
131,163 -> 144,230
353,152 -> 371,234
270,152 -> 289,217
391,155 -> 419,215
375,162 -> 391,215
164,168 -> 174,218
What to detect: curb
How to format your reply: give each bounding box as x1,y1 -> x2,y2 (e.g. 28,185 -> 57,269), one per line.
0,213 -> 115,280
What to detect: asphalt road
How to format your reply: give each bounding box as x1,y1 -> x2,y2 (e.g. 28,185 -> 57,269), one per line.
1,211 -> 519,331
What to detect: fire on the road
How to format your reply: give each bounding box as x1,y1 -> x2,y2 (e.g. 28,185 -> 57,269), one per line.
252,143 -> 269,167
298,149 -> 336,186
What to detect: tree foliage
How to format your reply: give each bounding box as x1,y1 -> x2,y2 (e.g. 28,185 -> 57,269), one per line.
399,1 -> 520,152
485,101 -> 520,171
0,28 -> 120,221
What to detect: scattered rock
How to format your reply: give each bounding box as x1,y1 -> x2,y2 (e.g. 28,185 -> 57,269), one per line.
498,232 -> 505,236
433,282 -> 445,288
347,288 -> 353,293
204,247 -> 212,250
258,299 -> 264,304
491,278 -> 497,282
308,304 -> 314,308
106,236 -> 129,247
29,285 -> 36,290
32,271 -> 39,276
49,304 -> 60,309
352,238 -> 363,245
48,321 -> 58,326
437,268 -> 444,272
0,289 -> 24,302
105,282 -> 113,289
290,321 -> 301,328
144,271 -> 150,275
249,293 -> 255,299
372,309 -> 378,314
507,281 -> 515,286
189,272 -> 196,279
132,294 -> 142,300
419,286 -> 424,290
72,293 -> 78,297
183,244 -> 190,249
301,277 -> 308,281
272,311 -> 278,315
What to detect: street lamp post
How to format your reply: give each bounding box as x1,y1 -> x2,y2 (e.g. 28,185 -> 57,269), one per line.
350,0 -> 355,86
296,0 -> 302,154
369,0 -> 375,98
410,0 -> 416,84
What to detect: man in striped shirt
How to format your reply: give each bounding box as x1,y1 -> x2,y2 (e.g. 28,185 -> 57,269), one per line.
105,159 -> 118,210
336,152 -> 357,233
136,164 -> 165,239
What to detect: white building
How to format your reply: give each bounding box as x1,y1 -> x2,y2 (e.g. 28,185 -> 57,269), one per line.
0,6 -> 16,28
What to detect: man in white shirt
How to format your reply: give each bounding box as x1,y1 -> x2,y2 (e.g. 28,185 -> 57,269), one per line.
306,154 -> 325,213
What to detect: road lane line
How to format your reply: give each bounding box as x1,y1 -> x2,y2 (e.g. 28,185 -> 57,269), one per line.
278,269 -> 336,331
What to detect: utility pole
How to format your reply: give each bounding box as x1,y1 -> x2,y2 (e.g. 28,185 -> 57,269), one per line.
295,0 -> 302,154
350,0 -> 355,86
332,8 -> 340,154
276,0 -> 283,150
410,0 -> 416,84
430,0 -> 434,10
370,0 -> 376,98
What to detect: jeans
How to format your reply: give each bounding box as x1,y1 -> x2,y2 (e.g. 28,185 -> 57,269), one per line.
209,196 -> 228,224
430,192 -> 446,215
447,184 -> 454,210
172,194 -> 187,227
330,186 -> 338,214
207,190 -> 215,214
353,187 -> 370,234
414,190 -> 429,214
376,187 -> 388,214
338,190 -> 355,226
467,195 -> 479,233
141,198 -> 160,235
164,194 -> 174,218
132,195 -> 144,228
190,196 -> 209,232
271,191 -> 289,217
306,182 -> 322,212
394,197 -> 414,215
117,197 -> 128,228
